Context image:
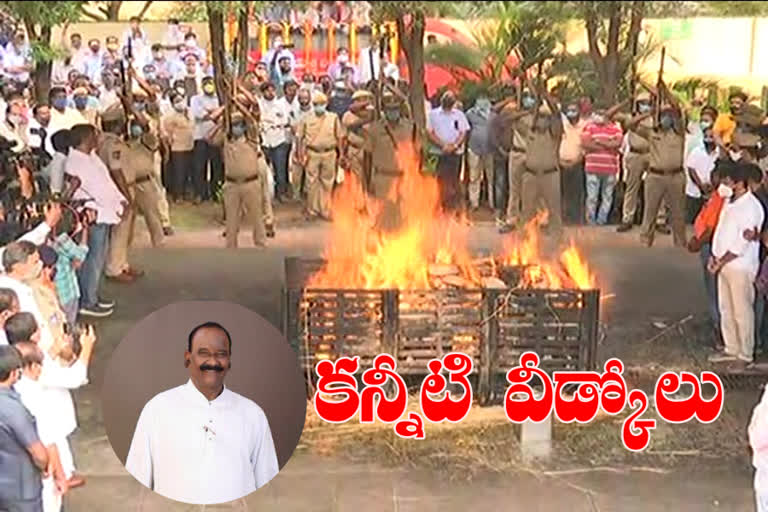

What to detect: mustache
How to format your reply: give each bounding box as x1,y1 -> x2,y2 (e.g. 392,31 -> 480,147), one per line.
199,364 -> 225,372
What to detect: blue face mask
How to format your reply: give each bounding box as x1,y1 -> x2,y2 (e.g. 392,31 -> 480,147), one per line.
660,115 -> 674,129
565,109 -> 579,120
384,109 -> 400,122
314,105 -> 326,115
522,97 -> 536,110
74,97 -> 88,109
52,98 -> 68,110
133,102 -> 146,112
231,123 -> 246,137
638,103 -> 652,114
130,124 -> 143,138
144,72 -> 156,81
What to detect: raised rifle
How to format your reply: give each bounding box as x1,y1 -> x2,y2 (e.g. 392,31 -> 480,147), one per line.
655,46 -> 666,126
219,47 -> 232,138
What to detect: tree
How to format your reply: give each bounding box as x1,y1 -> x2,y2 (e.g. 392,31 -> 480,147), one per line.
0,1 -> 84,100
80,1 -> 155,22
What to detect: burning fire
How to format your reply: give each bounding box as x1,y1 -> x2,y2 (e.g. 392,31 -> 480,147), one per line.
307,142 -> 595,291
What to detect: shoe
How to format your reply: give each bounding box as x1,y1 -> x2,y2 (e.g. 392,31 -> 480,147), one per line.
266,224 -> 275,238
126,267 -> 145,278
79,305 -> 113,318
708,353 -> 738,363
106,272 -> 136,284
163,226 -> 174,236
656,225 -> 671,235
98,298 -> 115,309
616,223 -> 633,233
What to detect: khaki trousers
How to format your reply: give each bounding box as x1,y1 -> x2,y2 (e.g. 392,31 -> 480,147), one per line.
289,144 -> 305,200
506,150 -> 526,224
622,151 -> 648,224
306,150 -> 337,218
718,263 -> 757,362
223,180 -> 265,248
468,150 -> 494,209
639,172 -> 686,247
153,152 -> 171,227
521,170 -> 563,239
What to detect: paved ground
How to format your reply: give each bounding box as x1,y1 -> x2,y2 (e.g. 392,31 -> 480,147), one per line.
63,213 -> 758,511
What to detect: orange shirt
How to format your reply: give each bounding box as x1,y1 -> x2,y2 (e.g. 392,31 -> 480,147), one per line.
694,193 -> 725,240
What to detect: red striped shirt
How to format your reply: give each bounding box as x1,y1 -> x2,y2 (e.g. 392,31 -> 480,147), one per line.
582,122 -> 623,175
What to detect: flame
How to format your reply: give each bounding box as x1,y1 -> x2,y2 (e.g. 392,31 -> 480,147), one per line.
307,142 -> 596,291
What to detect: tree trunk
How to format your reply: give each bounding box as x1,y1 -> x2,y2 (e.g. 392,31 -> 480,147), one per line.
397,12 -> 426,138
137,1 -> 154,21
207,4 -> 227,104
107,1 -> 123,21
237,1 -> 251,75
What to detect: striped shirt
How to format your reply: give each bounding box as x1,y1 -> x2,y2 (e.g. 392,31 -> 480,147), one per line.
52,234 -> 88,307
582,122 -> 623,175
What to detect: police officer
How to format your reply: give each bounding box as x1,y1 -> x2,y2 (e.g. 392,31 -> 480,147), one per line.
99,104 -> 140,283
617,91 -> 654,232
222,112 -> 269,248
341,89 -> 374,194
500,89 -> 535,233
296,92 -> 342,220
629,92 -> 687,247
365,94 -> 417,231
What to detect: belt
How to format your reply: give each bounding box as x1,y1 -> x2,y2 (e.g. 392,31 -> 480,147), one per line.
307,145 -> 336,153
511,147 -> 526,153
129,175 -> 152,186
629,148 -> 649,154
524,167 -> 558,175
648,167 -> 682,175
226,175 -> 259,184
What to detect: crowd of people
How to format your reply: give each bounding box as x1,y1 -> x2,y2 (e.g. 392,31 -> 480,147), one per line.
2,9 -> 768,511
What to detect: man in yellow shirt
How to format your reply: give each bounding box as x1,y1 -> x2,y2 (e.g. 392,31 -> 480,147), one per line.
713,91 -> 747,149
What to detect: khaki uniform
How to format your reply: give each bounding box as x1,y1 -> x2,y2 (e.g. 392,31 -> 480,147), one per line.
521,120 -> 563,238
299,112 -> 340,219
99,132 -> 133,277
222,134 -> 268,248
148,116 -> 171,228
506,112 -> 533,224
289,109 -> 312,200
342,109 -> 370,209
622,118 -> 667,226
638,126 -> 686,246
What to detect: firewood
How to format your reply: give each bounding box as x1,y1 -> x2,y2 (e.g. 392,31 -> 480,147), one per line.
429,264 -> 460,277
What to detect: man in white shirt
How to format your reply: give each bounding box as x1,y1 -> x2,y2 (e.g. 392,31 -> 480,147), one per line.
190,77 -> 225,202
749,384 -> 768,511
3,31 -> 32,87
126,322 -> 279,505
162,18 -> 185,63
709,163 -> 766,367
259,82 -> 292,202
685,127 -> 718,223
65,124 -> 126,318
428,91 -> 470,214
122,16 -> 151,69
81,39 -> 104,86
48,87 -> 87,152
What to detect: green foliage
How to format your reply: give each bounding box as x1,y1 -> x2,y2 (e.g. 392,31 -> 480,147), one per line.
0,1 -> 85,58
697,1 -> 768,16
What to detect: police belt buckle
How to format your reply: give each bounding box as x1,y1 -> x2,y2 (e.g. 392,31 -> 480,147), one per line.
649,167 -> 682,175
308,145 -> 336,153
226,175 -> 259,185
133,175 -> 152,185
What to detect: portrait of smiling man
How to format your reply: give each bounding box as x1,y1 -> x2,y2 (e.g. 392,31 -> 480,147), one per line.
124,321 -> 279,504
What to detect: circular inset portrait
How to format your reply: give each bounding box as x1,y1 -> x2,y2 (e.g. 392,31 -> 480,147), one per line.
101,301 -> 306,505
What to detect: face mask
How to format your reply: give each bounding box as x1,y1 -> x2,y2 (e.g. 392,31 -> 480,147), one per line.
145,72 -> 156,81
52,98 -> 68,111
729,150 -> 742,161
638,103 -> 652,114
384,109 -> 400,122
522,97 -> 535,110
74,97 -> 88,109
187,39 -> 197,48
591,114 -> 605,124
718,184 -> 734,198
175,86 -> 186,96
133,102 -> 146,112
173,102 -> 185,112
700,120 -> 712,130
660,116 -> 674,129
565,109 -> 579,120
703,137 -> 715,147
338,54 -> 349,63
203,84 -> 215,95
231,124 -> 246,137
130,124 -> 143,138
476,99 -> 491,111
314,105 -> 326,115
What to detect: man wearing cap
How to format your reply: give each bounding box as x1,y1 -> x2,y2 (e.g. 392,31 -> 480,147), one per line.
342,89 -> 374,197
366,94 -> 417,228
428,90 -> 470,215
297,92 -> 342,220
617,91 -> 654,232
270,56 -> 296,97
190,77 -> 225,203
519,91 -> 565,239
258,82 -> 292,202
220,112 -> 270,248
499,89 -> 536,232
629,83 -> 687,247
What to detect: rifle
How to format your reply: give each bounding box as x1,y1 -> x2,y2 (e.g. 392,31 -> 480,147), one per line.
219,47 -> 232,138
655,46 -> 666,126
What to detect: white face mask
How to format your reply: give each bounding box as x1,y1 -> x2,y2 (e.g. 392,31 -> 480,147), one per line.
718,184 -> 734,199
186,39 -> 197,48
729,150 -> 743,162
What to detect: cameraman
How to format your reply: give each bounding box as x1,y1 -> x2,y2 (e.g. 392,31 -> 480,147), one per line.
64,124 -> 126,318
0,203 -> 62,271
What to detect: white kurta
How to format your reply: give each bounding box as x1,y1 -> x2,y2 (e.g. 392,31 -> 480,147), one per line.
125,379 -> 279,505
